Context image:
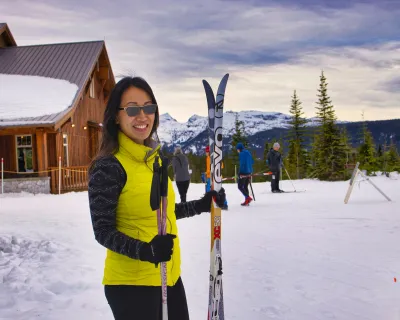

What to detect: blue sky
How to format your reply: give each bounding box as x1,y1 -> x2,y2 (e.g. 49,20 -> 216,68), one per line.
1,0 -> 400,122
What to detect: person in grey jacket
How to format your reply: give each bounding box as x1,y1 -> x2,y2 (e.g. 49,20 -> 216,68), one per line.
266,142 -> 284,193
171,145 -> 191,202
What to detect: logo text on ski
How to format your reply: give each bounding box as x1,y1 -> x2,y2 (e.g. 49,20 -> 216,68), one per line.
213,126 -> 223,184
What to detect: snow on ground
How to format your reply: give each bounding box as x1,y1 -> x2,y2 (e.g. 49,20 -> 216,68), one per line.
0,74 -> 78,120
0,176 -> 399,320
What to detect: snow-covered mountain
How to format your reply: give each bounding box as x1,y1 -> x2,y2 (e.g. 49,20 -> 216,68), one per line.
157,110 -> 399,156
157,110 -> 318,151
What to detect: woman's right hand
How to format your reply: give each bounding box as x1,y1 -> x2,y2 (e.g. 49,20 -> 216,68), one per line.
139,234 -> 176,264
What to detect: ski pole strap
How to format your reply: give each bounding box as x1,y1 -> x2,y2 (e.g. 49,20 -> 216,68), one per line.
150,156 -> 161,211
161,156 -> 169,197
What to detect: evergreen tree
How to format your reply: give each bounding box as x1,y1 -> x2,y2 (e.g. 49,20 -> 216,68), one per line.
263,140 -> 271,163
357,117 -> 377,173
230,113 -> 248,166
339,127 -> 352,179
286,90 -> 308,179
312,71 -> 347,180
386,136 -> 400,172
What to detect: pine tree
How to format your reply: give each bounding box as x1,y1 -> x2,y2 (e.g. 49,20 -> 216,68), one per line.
339,127 -> 352,179
230,113 -> 248,166
357,116 -> 377,173
312,71 -> 347,180
286,90 -> 308,179
263,140 -> 271,163
386,136 -> 400,172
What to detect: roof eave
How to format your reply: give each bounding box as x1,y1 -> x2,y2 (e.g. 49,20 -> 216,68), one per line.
0,122 -> 55,130
0,24 -> 17,47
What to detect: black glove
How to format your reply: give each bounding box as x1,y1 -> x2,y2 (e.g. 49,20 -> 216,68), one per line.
139,234 -> 176,264
196,188 -> 226,212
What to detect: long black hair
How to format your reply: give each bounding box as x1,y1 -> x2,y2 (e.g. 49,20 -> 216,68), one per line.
96,76 -> 160,159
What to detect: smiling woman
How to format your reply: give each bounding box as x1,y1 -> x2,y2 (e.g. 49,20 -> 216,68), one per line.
87,76 -> 226,320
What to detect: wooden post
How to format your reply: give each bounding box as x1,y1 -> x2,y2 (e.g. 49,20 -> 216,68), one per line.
1,158 -> 3,194
58,156 -> 62,194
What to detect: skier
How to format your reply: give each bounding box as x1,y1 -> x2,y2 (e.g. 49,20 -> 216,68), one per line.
171,144 -> 190,203
204,145 -> 228,210
236,142 -> 254,206
266,142 -> 284,193
88,76 -> 226,320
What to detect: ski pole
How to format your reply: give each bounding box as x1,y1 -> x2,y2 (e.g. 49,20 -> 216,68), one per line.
249,179 -> 255,201
284,167 -> 297,192
150,156 -> 169,320
160,156 -> 169,320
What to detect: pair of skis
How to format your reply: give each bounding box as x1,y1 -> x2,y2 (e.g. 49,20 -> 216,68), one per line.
202,73 -> 229,320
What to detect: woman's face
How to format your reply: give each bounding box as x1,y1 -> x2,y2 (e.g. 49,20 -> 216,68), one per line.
117,86 -> 156,145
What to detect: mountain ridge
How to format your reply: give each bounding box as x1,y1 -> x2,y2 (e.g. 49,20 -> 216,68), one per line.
157,110 -> 400,157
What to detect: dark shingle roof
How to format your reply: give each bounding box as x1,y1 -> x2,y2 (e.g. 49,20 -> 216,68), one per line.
0,23 -> 6,30
0,41 -> 105,127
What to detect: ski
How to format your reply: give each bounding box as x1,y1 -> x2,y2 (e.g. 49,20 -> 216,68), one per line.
203,73 -> 229,320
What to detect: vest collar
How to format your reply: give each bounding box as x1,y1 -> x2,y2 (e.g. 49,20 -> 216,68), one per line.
117,130 -> 161,163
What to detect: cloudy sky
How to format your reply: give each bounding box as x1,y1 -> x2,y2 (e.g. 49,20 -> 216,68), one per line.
2,0 -> 400,122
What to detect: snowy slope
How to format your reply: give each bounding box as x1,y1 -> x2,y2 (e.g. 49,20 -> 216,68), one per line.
157,110 -> 320,148
0,174 -> 399,320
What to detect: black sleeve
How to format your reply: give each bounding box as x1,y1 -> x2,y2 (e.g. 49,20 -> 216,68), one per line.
88,155 -> 145,260
174,200 -> 203,220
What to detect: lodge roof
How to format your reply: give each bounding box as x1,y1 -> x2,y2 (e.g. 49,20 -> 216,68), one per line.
0,40 -> 109,128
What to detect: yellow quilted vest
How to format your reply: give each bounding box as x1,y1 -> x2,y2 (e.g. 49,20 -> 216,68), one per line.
102,131 -> 181,286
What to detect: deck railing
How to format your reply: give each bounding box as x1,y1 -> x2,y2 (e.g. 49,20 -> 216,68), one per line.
49,165 -> 88,194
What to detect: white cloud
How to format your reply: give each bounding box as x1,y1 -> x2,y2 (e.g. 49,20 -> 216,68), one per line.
1,0 -> 399,122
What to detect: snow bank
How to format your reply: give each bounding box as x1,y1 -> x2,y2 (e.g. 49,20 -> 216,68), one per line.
0,74 -> 79,120
0,177 -> 399,319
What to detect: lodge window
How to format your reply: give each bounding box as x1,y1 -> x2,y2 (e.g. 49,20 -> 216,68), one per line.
63,133 -> 69,166
16,135 -> 33,173
89,78 -> 95,98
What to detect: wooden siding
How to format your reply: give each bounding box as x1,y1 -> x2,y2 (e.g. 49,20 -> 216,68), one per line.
0,34 -> 7,48
0,135 -> 15,176
47,133 -> 58,167
60,72 -> 105,166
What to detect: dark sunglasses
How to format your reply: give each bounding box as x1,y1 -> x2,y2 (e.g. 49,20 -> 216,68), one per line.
118,104 -> 158,117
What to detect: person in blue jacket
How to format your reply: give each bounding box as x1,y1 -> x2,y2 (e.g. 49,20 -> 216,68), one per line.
236,142 -> 254,206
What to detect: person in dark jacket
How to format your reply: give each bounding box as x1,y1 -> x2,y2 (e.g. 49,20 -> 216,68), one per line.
266,142 -> 284,193
171,145 -> 190,202
236,142 -> 254,206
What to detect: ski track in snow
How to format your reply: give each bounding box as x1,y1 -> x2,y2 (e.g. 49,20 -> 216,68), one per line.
0,175 -> 399,320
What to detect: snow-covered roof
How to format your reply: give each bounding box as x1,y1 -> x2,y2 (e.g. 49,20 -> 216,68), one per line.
0,40 -> 106,128
0,74 -> 79,127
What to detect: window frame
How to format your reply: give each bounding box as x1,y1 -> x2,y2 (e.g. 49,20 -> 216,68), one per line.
62,133 -> 69,167
15,134 -> 33,173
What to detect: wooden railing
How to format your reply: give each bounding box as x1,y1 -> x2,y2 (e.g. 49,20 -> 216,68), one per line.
49,166 -> 89,194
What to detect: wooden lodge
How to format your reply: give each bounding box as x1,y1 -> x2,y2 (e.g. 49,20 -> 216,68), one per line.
0,23 -> 115,194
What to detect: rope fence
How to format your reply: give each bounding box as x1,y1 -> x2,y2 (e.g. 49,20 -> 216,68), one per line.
1,157 -> 89,195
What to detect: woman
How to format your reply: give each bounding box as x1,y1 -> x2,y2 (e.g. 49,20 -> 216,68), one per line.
88,76 -> 225,320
